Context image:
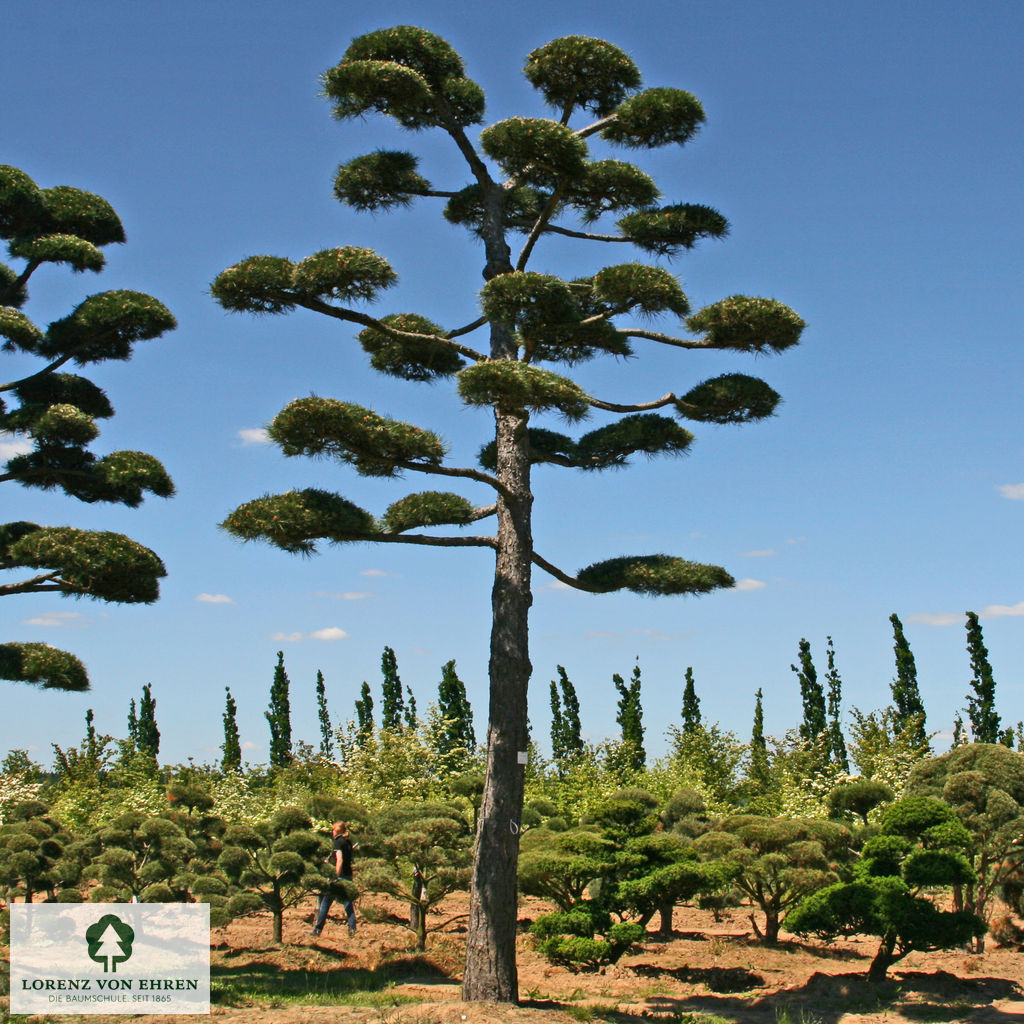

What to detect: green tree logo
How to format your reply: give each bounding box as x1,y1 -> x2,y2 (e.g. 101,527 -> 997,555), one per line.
85,914 -> 135,973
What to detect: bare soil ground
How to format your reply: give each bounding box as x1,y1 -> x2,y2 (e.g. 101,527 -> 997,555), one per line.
7,895 -> 1024,1024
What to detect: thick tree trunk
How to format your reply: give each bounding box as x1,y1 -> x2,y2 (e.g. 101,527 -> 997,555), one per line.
462,407 -> 533,1003
867,931 -> 899,983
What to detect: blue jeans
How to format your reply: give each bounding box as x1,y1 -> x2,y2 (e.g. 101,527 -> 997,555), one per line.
314,878 -> 355,934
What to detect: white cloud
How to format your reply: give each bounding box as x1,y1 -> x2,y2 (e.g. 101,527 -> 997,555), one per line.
997,483 -> 1024,500
740,549 -> 776,558
733,578 -> 767,591
341,592 -> 371,601
241,740 -> 261,752
909,601 -> 1024,627
0,434 -> 32,461
908,612 -> 962,627
310,627 -> 348,641
196,593 -> 234,604
360,568 -> 391,577
271,627 -> 348,642
980,601 -> 1024,619
23,611 -> 86,628
238,427 -> 271,445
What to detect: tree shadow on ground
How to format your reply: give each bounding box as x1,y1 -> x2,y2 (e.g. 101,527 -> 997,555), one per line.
210,955 -> 455,1005
610,968 -> 1024,1024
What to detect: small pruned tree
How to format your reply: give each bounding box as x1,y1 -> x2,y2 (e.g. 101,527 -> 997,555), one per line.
212,28 -> 803,1000
217,806 -> 329,945
0,165 -> 175,690
83,811 -> 196,903
904,742 -> 1024,948
360,801 -> 473,950
787,795 -> 984,981
0,800 -> 76,902
827,778 -> 894,827
694,815 -> 851,944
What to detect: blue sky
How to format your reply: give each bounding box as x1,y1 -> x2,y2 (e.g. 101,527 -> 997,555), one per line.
3,0 -> 1022,767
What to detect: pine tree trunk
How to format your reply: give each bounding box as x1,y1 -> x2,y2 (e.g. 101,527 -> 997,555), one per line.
462,407 -> 533,1003
867,931 -> 899,983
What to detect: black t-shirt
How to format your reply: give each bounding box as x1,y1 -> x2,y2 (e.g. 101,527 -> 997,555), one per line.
333,834 -> 353,878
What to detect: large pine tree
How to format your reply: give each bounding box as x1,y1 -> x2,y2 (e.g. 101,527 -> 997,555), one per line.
212,29 -> 802,1000
0,165 -> 175,691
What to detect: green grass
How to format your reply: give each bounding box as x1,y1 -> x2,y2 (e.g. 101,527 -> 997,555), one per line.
210,961 -> 426,1008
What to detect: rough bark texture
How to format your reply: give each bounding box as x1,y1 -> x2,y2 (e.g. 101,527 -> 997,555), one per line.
462,407 -> 533,1002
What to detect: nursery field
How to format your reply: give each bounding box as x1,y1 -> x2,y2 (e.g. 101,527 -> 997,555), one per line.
6,893 -> 1022,1024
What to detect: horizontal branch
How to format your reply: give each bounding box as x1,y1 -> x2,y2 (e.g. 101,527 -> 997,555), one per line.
575,114 -> 618,140
618,328 -> 712,350
531,551 -> 607,593
0,572 -> 70,596
541,223 -> 630,244
389,459 -> 510,500
587,392 -> 676,414
371,532 -> 497,549
293,296 -> 488,362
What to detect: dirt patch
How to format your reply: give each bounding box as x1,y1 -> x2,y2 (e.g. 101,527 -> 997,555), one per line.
6,896 -> 1024,1024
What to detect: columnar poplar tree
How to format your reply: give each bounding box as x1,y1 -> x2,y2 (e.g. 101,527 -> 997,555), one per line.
889,613 -> 928,749
549,665 -> 583,764
824,637 -> 848,772
748,688 -> 770,791
315,669 -> 333,759
266,651 -> 292,768
792,639 -> 827,752
380,645 -> 406,730
221,687 -> 242,772
613,661 -> 646,771
434,659 -> 476,755
964,611 -> 1000,744
136,682 -> 159,761
0,166 -> 175,691
681,666 -> 701,735
354,681 -> 374,744
212,28 -> 803,1000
